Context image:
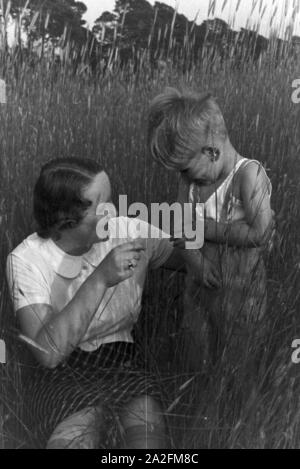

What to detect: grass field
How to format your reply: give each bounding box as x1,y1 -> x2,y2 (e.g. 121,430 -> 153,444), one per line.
0,28 -> 300,448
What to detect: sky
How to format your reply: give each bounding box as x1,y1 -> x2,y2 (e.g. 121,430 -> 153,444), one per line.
83,0 -> 300,38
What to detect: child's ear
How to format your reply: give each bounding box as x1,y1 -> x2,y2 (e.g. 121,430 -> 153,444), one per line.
201,146 -> 220,162
211,148 -> 220,162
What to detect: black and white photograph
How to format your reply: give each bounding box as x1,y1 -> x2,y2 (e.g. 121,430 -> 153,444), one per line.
0,0 -> 300,451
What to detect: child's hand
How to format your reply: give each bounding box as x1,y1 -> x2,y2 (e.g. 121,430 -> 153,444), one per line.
170,233 -> 201,250
171,235 -> 221,288
188,256 -> 221,290
170,236 -> 186,250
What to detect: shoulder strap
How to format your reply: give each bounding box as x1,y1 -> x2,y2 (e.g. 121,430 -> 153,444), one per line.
188,182 -> 195,203
220,158 -> 252,222
219,157 -> 248,222
241,159 -> 272,196
220,159 -> 271,222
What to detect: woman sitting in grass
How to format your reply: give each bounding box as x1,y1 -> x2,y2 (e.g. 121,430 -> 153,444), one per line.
147,88 -> 274,373
6,157 -> 191,449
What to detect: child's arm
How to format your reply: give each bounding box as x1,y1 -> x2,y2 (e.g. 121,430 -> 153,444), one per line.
204,162 -> 274,248
175,175 -> 221,289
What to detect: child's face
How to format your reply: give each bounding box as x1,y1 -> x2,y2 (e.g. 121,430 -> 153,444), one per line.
180,146 -> 222,185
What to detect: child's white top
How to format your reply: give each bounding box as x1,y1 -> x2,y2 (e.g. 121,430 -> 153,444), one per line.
189,158 -> 272,223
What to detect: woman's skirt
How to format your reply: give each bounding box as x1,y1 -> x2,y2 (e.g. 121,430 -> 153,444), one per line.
24,342 -> 164,448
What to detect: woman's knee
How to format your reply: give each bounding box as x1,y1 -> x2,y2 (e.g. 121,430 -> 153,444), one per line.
120,396 -> 167,449
46,406 -> 105,449
121,395 -> 164,427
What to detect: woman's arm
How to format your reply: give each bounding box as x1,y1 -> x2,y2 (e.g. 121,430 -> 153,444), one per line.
16,241 -> 144,369
204,162 -> 273,248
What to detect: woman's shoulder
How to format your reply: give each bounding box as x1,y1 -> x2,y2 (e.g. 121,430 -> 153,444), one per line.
9,232 -> 45,255
7,233 -> 51,271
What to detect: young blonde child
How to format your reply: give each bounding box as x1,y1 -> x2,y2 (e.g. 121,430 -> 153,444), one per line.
147,88 -> 274,372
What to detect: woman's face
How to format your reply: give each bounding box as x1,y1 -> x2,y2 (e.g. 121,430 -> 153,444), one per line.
72,170 -> 112,249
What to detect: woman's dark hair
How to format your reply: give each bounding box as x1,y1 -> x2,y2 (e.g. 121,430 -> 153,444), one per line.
33,158 -> 103,239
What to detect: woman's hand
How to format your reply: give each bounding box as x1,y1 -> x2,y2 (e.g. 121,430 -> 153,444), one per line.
97,240 -> 145,288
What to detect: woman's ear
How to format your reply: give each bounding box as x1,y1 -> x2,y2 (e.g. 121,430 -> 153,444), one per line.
65,219 -> 78,230
56,218 -> 78,231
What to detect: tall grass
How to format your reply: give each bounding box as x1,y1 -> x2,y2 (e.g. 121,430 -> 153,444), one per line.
1,2 -> 300,448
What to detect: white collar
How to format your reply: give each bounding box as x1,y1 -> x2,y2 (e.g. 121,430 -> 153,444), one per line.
37,236 -> 101,279
28,217 -> 134,279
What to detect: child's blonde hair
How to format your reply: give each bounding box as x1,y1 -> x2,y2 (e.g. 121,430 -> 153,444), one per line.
147,87 -> 228,170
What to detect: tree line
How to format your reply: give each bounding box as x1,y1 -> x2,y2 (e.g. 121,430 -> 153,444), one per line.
0,0 -> 299,73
